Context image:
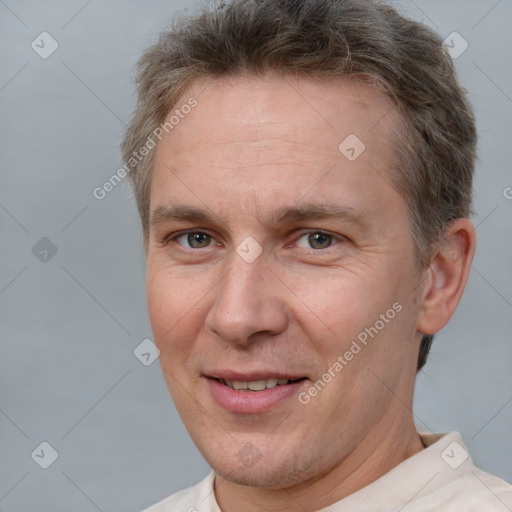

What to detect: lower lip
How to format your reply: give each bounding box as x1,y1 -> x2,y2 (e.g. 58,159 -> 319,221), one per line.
206,378 -> 307,414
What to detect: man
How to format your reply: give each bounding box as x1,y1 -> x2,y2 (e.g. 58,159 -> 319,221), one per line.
122,0 -> 512,510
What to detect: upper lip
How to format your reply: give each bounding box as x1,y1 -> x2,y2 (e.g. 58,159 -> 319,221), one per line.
204,370 -> 307,381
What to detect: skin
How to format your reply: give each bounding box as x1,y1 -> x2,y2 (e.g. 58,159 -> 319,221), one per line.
146,71 -> 476,511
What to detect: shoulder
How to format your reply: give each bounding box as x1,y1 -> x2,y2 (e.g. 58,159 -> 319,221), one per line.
408,432 -> 512,511
141,471 -> 218,512
409,467 -> 512,511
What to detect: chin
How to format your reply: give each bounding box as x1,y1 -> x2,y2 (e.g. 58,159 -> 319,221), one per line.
207,447 -> 320,490
215,466 -> 303,489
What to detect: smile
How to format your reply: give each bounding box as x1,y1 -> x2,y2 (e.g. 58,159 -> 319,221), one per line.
218,377 -> 303,391
206,376 -> 309,414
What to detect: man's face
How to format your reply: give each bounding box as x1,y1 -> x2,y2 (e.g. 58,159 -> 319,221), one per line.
146,72 -> 425,488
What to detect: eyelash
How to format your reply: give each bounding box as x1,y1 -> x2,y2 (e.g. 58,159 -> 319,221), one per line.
164,229 -> 345,251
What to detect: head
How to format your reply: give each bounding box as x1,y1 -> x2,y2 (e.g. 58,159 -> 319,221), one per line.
122,0 -> 476,492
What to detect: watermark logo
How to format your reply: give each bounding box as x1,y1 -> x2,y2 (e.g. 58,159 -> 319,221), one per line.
236,236 -> 263,264
32,237 -> 58,263
338,134 -> 366,161
31,32 -> 59,59
237,442 -> 263,468
133,339 -> 160,367
31,441 -> 59,469
442,32 -> 468,59
441,441 -> 469,469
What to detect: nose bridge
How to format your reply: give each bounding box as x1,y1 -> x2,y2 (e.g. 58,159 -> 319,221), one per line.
205,249 -> 287,344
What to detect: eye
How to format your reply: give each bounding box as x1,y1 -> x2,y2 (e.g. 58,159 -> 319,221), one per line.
165,229 -> 343,252
173,231 -> 216,249
295,231 -> 340,250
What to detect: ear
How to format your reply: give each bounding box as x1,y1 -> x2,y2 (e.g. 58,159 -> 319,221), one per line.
416,218 -> 476,335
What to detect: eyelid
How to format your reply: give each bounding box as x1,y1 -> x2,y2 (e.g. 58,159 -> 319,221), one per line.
293,229 -> 346,249
163,228 -> 346,250
166,229 -> 220,249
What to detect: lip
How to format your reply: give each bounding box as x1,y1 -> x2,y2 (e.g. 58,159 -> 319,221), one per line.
205,376 -> 308,414
206,370 -> 305,381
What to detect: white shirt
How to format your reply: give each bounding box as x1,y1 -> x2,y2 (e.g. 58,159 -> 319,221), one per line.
142,431 -> 512,511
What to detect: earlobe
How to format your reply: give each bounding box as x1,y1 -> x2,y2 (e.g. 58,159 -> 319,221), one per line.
416,219 -> 476,335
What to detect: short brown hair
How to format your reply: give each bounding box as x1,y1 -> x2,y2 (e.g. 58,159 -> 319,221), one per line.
122,0 -> 477,371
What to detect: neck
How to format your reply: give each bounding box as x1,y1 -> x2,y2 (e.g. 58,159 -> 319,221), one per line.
214,412 -> 424,512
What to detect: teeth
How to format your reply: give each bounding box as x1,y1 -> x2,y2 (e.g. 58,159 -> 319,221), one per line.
265,378 -> 278,389
222,378 -> 291,390
247,380 -> 266,391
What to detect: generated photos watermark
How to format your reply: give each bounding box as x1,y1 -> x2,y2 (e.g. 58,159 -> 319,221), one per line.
92,97 -> 198,200
298,302 -> 403,405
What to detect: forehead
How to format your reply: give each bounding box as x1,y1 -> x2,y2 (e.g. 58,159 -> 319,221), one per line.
150,72 -> 405,227
162,71 -> 399,154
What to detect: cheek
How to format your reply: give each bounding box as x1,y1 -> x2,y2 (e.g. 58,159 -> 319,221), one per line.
146,266 -> 209,412
146,263 -> 207,356
288,264 -> 417,380
287,268 -> 391,346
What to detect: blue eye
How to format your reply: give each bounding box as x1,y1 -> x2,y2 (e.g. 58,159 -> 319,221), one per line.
296,231 -> 337,250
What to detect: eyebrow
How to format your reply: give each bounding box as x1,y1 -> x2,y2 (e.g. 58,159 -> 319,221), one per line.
150,202 -> 371,231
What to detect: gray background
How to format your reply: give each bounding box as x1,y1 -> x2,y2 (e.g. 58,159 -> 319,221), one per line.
1,0 -> 511,511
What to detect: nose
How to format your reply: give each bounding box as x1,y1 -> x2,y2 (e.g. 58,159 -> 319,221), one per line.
204,249 -> 288,347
